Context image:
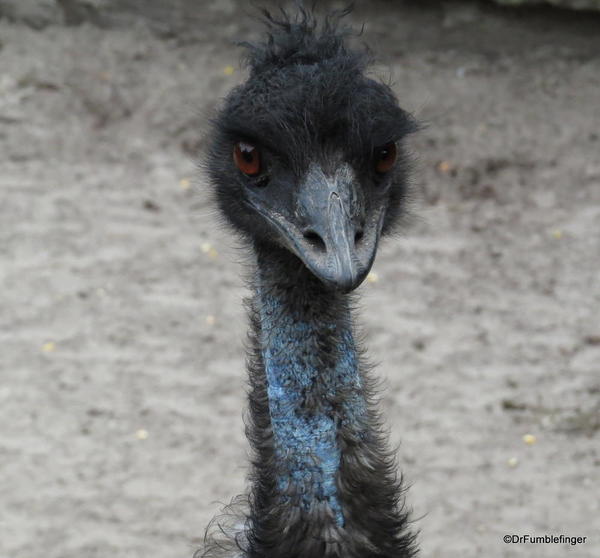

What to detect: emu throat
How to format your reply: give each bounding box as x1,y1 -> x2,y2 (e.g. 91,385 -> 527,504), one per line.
256,251 -> 365,528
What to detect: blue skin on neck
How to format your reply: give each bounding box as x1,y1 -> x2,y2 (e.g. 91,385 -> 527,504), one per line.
258,285 -> 363,528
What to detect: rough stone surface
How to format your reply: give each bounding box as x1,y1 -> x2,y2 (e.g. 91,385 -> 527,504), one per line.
0,0 -> 61,28
495,0 -> 600,10
3,0 -> 600,27
1,2 -> 599,558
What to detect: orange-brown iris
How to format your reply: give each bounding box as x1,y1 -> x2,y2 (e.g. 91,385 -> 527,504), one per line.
233,141 -> 261,176
374,142 -> 397,174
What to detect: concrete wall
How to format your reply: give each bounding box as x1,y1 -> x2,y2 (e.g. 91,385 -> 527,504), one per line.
495,0 -> 600,10
1,0 -> 600,30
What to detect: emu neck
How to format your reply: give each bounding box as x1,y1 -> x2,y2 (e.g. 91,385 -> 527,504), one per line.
246,245 -> 414,557
254,246 -> 364,527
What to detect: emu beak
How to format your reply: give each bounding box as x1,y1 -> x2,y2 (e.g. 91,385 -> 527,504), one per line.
290,163 -> 382,292
245,163 -> 383,292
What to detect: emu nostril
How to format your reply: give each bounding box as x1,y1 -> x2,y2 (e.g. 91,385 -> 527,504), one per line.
303,230 -> 326,252
355,229 -> 364,244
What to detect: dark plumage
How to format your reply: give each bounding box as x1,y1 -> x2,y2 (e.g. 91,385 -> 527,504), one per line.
199,5 -> 418,557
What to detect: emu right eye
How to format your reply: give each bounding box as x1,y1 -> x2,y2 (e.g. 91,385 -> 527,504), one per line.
233,142 -> 261,176
374,142 -> 397,174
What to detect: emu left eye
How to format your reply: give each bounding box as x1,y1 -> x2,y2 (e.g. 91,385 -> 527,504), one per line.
374,142 -> 397,174
233,141 -> 261,176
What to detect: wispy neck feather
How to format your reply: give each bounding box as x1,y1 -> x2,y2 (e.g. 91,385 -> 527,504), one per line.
238,245 -> 416,558
258,260 -> 362,527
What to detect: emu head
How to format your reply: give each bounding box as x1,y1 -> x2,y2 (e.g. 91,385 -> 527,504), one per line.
207,8 -> 416,292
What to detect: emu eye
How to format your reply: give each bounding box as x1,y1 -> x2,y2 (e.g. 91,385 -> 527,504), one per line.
374,142 -> 397,174
233,141 -> 261,176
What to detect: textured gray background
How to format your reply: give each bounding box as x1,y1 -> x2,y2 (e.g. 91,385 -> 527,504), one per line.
496,0 -> 600,10
1,1 -> 599,557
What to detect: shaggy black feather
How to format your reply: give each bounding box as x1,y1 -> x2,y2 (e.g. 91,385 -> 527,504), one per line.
204,4 -> 417,244
244,246 -> 417,558
199,3 -> 419,557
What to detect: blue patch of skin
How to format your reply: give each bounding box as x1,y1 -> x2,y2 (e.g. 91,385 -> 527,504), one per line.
258,287 -> 362,528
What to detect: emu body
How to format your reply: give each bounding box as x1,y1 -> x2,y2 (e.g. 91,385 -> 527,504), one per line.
201,6 -> 417,557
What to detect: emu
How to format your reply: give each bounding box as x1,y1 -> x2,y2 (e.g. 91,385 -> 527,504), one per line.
201,6 -> 418,558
